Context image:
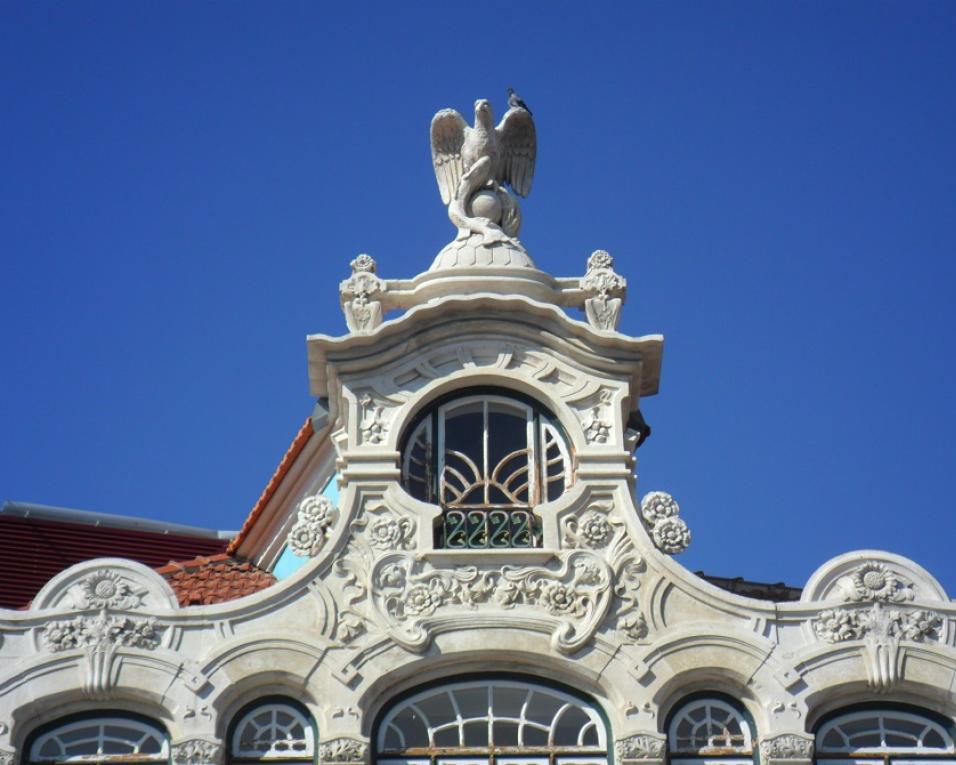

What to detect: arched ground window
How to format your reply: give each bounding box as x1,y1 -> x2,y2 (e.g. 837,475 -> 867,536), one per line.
27,713 -> 168,765
815,707 -> 956,765
401,391 -> 571,549
228,698 -> 316,764
667,696 -> 754,765
375,677 -> 608,765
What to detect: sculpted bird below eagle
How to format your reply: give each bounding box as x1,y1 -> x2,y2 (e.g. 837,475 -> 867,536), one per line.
430,98 -> 536,206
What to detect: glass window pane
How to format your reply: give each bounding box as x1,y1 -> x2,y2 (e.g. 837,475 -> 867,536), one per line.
493,722 -> 521,746
463,723 -> 489,747
392,707 -> 430,749
493,686 -> 528,720
553,706 -> 591,746
454,686 -> 489,721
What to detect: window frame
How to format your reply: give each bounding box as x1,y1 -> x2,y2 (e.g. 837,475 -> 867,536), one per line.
665,693 -> 756,765
372,674 -> 610,765
814,705 -> 956,765
399,388 -> 573,550
25,711 -> 169,765
226,696 -> 318,765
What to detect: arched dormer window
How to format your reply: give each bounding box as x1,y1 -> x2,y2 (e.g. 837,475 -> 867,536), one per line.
28,714 -> 168,765
229,698 -> 316,764
401,390 -> 571,549
667,696 -> 754,765
815,707 -> 956,764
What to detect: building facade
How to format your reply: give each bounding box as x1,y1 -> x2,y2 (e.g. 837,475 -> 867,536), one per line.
1,97 -> 954,765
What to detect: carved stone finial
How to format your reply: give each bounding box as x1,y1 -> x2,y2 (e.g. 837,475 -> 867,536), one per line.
340,255 -> 385,333
429,98 -> 536,269
582,250 -> 627,330
640,491 -> 691,555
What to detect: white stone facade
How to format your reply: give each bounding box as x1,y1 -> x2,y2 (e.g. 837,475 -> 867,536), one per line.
1,101 -> 954,765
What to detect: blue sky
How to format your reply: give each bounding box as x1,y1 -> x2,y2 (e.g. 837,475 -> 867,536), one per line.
2,2 -> 954,593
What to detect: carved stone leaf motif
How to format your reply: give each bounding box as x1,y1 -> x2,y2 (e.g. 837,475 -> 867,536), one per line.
288,495 -> 338,557
171,740 -> 223,765
759,735 -> 814,759
41,613 -> 161,652
366,516 -> 415,551
319,738 -> 368,764
812,605 -> 942,644
640,492 -> 690,555
615,734 -> 666,760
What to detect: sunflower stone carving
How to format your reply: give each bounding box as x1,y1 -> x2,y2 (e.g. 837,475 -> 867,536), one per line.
843,561 -> 915,603
615,734 -> 666,760
341,254 -> 385,333
78,570 -> 146,610
171,739 -> 223,765
288,494 -> 338,557
759,735 -> 814,760
319,737 -> 367,764
640,492 -> 690,554
582,250 -> 627,331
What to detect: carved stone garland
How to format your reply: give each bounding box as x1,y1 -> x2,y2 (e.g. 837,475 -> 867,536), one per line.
640,492 -> 691,555
40,611 -> 162,697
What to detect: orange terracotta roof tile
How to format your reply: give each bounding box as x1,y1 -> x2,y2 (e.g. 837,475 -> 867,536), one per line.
157,553 -> 276,606
226,417 -> 314,555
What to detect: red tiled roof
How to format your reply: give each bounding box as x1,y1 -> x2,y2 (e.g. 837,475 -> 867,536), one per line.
0,512 -> 228,610
157,553 -> 276,606
226,417 -> 314,555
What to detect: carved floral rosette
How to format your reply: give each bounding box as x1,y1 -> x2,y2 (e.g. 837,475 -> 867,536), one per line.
639,492 -> 690,555
319,737 -> 368,764
615,734 -> 666,761
759,735 -> 814,761
288,495 -> 338,557
171,739 -> 223,765
366,550 -> 615,654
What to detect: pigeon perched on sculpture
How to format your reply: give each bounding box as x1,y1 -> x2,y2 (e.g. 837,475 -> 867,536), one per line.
507,87 -> 532,115
430,97 -> 536,263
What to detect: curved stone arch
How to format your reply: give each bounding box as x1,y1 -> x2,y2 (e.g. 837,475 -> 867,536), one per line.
32,558 -> 180,612
215,683 -> 321,747
803,678 -> 956,732
10,691 -> 176,753
640,627 -> 792,733
199,636 -> 329,711
352,640 -> 626,738
662,691 -> 758,755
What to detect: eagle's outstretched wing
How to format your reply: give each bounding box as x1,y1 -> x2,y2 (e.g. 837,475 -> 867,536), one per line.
430,109 -> 468,205
496,107 -> 536,198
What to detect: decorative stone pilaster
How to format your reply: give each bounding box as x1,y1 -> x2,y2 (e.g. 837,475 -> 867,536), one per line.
614,733 -> 666,765
171,738 -> 223,765
318,737 -> 369,765
759,734 -> 814,765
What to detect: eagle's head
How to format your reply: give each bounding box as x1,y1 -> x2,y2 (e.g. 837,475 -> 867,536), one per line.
474,99 -> 494,127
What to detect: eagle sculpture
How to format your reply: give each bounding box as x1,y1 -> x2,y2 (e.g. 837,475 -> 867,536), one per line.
430,98 -> 536,210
